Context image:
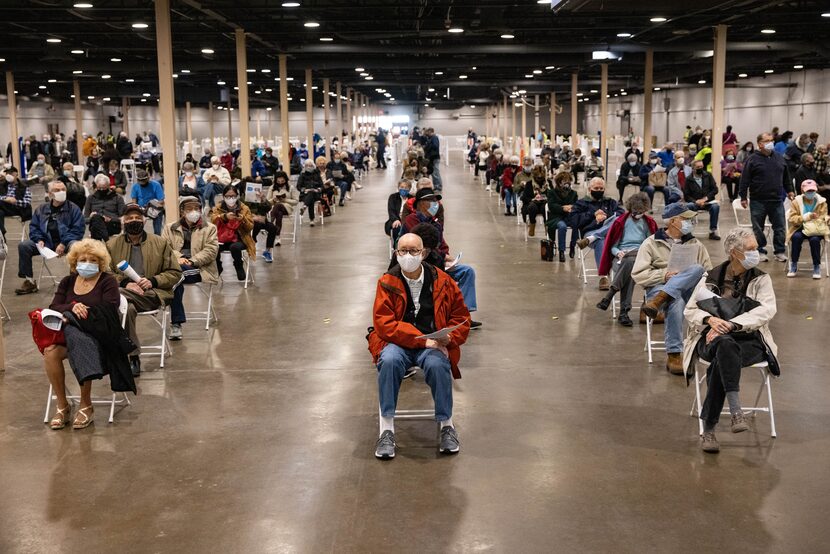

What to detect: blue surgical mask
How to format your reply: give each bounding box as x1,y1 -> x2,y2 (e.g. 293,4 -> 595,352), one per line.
740,249 -> 760,270
427,201 -> 439,216
763,141 -> 774,152
76,262 -> 99,278
804,191 -> 816,200
680,219 -> 695,236
399,189 -> 409,198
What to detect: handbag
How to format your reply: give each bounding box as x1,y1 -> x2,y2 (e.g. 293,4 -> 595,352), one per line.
29,309 -> 66,354
802,216 -> 828,237
217,217 -> 241,243
540,239 -> 554,261
649,171 -> 667,188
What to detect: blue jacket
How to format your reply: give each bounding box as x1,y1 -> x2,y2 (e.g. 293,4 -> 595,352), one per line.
657,149 -> 674,168
567,196 -> 624,233
29,201 -> 85,249
178,174 -> 207,198
251,158 -> 270,179
739,151 -> 793,202
130,180 -> 165,206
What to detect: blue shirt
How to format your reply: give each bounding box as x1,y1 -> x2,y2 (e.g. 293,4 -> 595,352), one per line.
130,180 -> 164,206
613,217 -> 649,256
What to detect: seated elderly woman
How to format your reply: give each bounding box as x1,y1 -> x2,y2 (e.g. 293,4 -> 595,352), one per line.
684,228 -> 779,453
85,173 -> 126,241
545,171 -> 579,262
786,179 -> 828,279
178,161 -> 206,199
520,165 -> 550,237
43,238 -> 130,430
211,184 -> 255,280
296,158 -> 325,226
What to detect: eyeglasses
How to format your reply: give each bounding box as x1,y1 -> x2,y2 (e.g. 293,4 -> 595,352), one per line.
396,248 -> 422,256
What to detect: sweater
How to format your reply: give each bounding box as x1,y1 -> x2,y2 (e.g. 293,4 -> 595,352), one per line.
739,151 -> 793,201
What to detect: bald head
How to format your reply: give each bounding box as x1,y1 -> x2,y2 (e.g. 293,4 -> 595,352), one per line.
397,233 -> 424,252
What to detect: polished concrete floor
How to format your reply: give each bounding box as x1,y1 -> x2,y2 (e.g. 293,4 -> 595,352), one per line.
1,156 -> 829,553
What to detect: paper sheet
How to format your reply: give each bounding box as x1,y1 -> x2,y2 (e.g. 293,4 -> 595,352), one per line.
416,321 -> 467,341
445,251 -> 462,271
667,243 -> 699,272
36,245 -> 59,260
695,286 -> 719,302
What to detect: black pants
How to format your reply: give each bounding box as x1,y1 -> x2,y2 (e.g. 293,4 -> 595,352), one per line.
302,192 -> 320,221
253,220 -> 277,249
88,214 -> 122,241
376,146 -> 387,168
0,202 -> 23,237
697,333 -> 765,426
268,204 -> 289,235
722,176 -> 739,201
216,242 -> 245,274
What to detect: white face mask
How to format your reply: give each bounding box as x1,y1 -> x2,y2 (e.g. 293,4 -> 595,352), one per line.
52,190 -> 67,203
224,197 -> 238,207
185,171 -> 194,177
763,142 -> 774,152
5,174 -> 15,183
396,252 -> 422,273
212,163 -> 220,169
739,249 -> 760,269
185,210 -> 201,223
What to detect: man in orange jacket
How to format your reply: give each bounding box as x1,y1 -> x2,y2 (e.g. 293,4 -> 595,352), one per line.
368,232 -> 471,460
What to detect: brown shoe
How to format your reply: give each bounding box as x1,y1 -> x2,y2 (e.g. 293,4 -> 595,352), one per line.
701,431 -> 720,453
528,223 -> 536,237
15,280 -> 38,295
642,291 -> 670,320
666,353 -> 684,375
731,412 -> 749,433
598,275 -> 610,290
639,309 -> 648,324
576,237 -> 590,249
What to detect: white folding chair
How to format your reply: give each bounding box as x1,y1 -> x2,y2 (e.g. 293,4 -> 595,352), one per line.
298,200 -> 324,227
689,360 -> 777,438
37,257 -> 63,290
44,295 -> 132,424
184,282 -> 218,330
378,367 -> 440,438
120,159 -> 137,183
783,199 -> 830,277
577,233 -> 598,285
5,215 -> 30,242
0,255 -> 10,321
219,249 -> 254,289
121,285 -> 177,369
732,198 -> 771,243
643,313 -> 666,363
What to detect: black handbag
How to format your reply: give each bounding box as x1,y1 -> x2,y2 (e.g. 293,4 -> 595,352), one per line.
540,239 -> 554,261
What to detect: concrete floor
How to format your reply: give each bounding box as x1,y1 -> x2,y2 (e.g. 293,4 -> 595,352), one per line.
1,156 -> 829,553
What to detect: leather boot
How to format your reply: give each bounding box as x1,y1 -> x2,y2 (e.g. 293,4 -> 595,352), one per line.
642,291 -> 670,320
528,223 -> 536,237
666,353 -> 684,375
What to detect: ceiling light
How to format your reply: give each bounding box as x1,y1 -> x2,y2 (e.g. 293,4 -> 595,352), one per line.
87,95 -> 94,99
524,74 -> 533,78
365,76 -> 373,80
285,77 -> 293,81
469,105 -> 476,108
359,72 -> 369,77
472,66 -> 477,70
764,69 -> 774,74
101,74 -> 111,79
459,75 -> 468,79
282,1 -> 301,6
142,93 -> 151,97
266,107 -> 272,111
428,88 -> 435,92
261,69 -> 270,73
793,64 -> 804,69
254,90 -> 261,94
533,69 -> 542,74
46,38 -> 62,43
738,73 -> 748,78
265,88 -> 272,92
434,71 -> 443,75
650,16 -> 667,22
621,92 -> 628,96
448,27 -> 464,33
72,70 -> 83,74
590,89 -> 598,93
698,79 -> 706,84
518,89 -> 527,94
201,48 -> 214,54
247,81 -> 252,85
654,87 -> 661,91
319,37 -> 333,42
822,12 -> 830,17
355,67 -> 365,72
537,0 -> 547,3
110,57 -> 121,62
217,80 -> 226,85
545,65 -> 555,70
39,85 -> 47,90
71,49 -> 84,54
304,21 -> 320,28
617,32 -> 632,38
424,103 -> 429,107
246,69 -> 256,73
514,102 -> 522,107
141,98 -> 146,102
125,78 -> 134,82
500,34 -> 514,39
576,92 -> 583,96
73,2 -> 94,7
48,79 -> 57,83
172,74 -> 178,78
761,29 -> 775,34
103,97 -> 111,101
132,23 -> 149,29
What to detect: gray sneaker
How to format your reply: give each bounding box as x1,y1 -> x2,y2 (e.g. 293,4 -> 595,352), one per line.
701,431 -> 720,453
169,324 -> 182,341
439,426 -> 460,454
731,412 -> 749,433
375,430 -> 396,459
774,253 -> 788,262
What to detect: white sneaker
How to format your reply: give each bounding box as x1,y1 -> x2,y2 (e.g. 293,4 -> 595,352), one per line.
485,186 -> 492,192
786,266 -> 797,277
760,253 -> 769,262
813,266 -> 822,279
346,193 -> 352,200
774,253 -> 788,263
354,184 -> 363,190
309,221 -> 315,227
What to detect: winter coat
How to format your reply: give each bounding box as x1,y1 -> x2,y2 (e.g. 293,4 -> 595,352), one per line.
545,187 -> 578,229
567,195 -> 624,234
29,201 -> 85,249
162,219 -> 220,284
211,202 -> 256,257
683,171 -> 719,203
632,230 -> 713,289
368,263 -> 470,379
84,190 -> 125,222
106,232 -> 182,306
786,194 -> 829,242
598,212 -> 658,276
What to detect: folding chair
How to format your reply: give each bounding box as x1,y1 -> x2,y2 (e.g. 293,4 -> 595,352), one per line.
378,367 -> 440,438
732,198 -> 771,243
298,201 -> 324,227
37,257 -> 63,290
523,204 -> 547,242
577,232 -> 598,285
120,159 -> 137,183
219,249 -> 254,289
689,360 -> 777,438
783,199 -> 830,277
0,255 -> 10,321
44,295 -> 132,424
643,313 -> 666,363
279,209 -> 298,245
5,215 -> 30,242
121,283 -> 178,369
184,282 -> 218,330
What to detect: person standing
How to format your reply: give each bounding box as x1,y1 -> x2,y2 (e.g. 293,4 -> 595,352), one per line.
424,128 -> 442,192
739,132 -> 794,262
375,128 -> 387,169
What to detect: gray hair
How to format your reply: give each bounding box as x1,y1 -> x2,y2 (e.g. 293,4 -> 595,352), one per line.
210,156 -> 220,165
801,152 -> 813,163
93,173 -> 111,187
625,192 -> 651,214
182,162 -> 194,171
47,180 -> 65,192
588,177 -> 605,189
723,228 -> 755,255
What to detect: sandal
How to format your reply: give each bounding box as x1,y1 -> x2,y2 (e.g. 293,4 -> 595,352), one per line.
72,406 -> 94,429
50,404 -> 72,430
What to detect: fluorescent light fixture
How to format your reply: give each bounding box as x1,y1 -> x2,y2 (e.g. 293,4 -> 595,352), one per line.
360,72 -> 369,76
101,74 -> 111,79
46,38 -> 62,43
266,107 -> 272,111
246,68 -> 256,73
142,93 -> 151,97
533,69 -> 542,74
761,29 -> 775,34
501,34 -> 514,39
254,90 -> 261,94
621,92 -> 628,96
428,88 -> 435,92
764,69 -> 774,74
738,73 -> 748,78
576,92 -> 583,96
518,89 -> 527,94
282,1 -> 301,6
261,69 -> 271,73
469,105 -> 476,108
545,65 -> 555,69
434,71 -> 443,75
132,23 -> 148,29
524,74 -> 533,78
592,50 -> 620,60
590,89 -> 598,93
365,76 -> 373,80
141,98 -> 146,102
304,21 -> 320,28
822,12 -> 830,17
103,97 -> 111,101
181,69 -> 190,73
217,80 -> 226,85
265,88 -> 272,92
71,49 -> 84,54
172,74 -> 178,78
617,32 -> 632,38
87,95 -> 94,99
654,87 -> 661,91
698,79 -> 706,84
73,70 -> 83,74
320,37 -> 333,41
355,67 -> 365,71
793,64 -> 804,69
74,3 -> 94,7
125,78 -> 134,82
448,27 -> 464,33
537,0 -> 547,3
48,79 -> 57,83
201,48 -> 214,54
650,17 -> 667,22
459,75 -> 468,79
39,85 -> 47,90
472,66 -> 477,70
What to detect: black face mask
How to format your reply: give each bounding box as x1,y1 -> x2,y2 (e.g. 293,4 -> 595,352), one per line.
124,220 -> 144,235
139,180 -> 149,187
96,189 -> 110,196
694,168 -> 704,176
590,190 -> 604,200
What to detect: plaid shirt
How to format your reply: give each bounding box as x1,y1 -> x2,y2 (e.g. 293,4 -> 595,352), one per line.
814,152 -> 828,175
1,181 -> 32,208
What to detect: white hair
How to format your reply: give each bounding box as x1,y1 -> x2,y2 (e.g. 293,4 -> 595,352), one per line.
93,173 -> 111,187
210,156 -> 220,165
723,228 -> 755,255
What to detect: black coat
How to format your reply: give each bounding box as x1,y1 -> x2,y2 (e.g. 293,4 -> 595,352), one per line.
63,304 -> 137,393
683,171 -> 718,202
385,192 -> 405,235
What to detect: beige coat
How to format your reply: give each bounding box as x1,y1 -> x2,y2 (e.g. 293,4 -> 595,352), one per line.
632,234 -> 713,289
786,194 -> 829,242
683,267 -> 778,373
161,220 -> 220,284
106,232 -> 182,305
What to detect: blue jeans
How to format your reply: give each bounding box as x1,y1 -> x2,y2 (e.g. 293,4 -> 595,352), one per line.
447,263 -> 477,312
790,230 -> 822,266
150,214 -> 164,235
645,264 -> 705,353
171,264 -> 202,324
503,188 -> 516,212
18,239 -> 76,278
749,199 -> 786,254
686,201 -> 720,230
431,162 -> 443,191
641,185 -> 681,206
377,344 -> 453,421
586,215 -> 617,266
336,180 -> 349,204
554,220 -> 568,252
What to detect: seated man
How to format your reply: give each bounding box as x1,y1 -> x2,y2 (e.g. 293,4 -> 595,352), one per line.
161,196 -> 219,341
616,153 -> 642,201
0,166 -> 33,237
684,159 -> 721,240
58,161 -> 87,211
666,152 -> 692,204
684,228 -> 779,453
130,169 -> 165,235
400,177 -> 444,225
368,232 -> 471,459
15,181 -> 84,295
296,159 -> 325,226
26,154 -> 55,188
326,152 -> 355,206
596,193 -> 657,326
198,150 -> 213,169
632,202 -> 713,374
85,173 -> 126,241
569,177 -> 624,290
202,156 -> 232,208
107,203 -> 182,376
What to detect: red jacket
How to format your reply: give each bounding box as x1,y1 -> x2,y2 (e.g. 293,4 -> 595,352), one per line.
501,166 -> 518,189
598,212 -> 658,276
368,264 -> 471,379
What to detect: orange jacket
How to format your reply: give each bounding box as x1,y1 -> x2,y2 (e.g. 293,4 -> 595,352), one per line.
368,264 -> 470,379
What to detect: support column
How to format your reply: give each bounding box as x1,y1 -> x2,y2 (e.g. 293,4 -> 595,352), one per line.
305,69 -> 314,157
71,79 -> 82,167
267,108 -> 272,144
534,94 -> 540,145
711,25 -> 727,188
122,96 -> 130,138
6,72 -> 20,170
256,112 -> 261,143
278,54 -> 290,168
485,106 -> 490,137
503,93 -> 508,143
643,48 -> 654,152
235,28 -> 251,178
336,81 -> 342,143
185,101 -> 193,153
227,97 -> 232,146
323,77 -> 331,159
511,98 -> 516,155
601,63 -> 609,162
347,88 -> 353,136
521,98 -> 527,158
571,73 -> 578,144
550,92 -> 556,141
208,101 -> 215,155
154,0 -> 178,217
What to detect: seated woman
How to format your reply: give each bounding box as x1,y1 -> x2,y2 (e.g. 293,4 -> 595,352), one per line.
545,172 -> 578,262
266,171 -> 298,212
786,179 -> 828,279
385,179 -> 412,237
239,177 -> 279,263
211,184 -> 255,280
104,158 -> 128,195
178,161 -> 206,199
44,239 -> 121,430
85,173 -> 125,241
296,159 -> 324,226
521,165 -> 549,237
595,193 -> 657,326
684,228 -> 779,453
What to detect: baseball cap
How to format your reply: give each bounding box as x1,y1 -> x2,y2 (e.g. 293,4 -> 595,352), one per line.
123,203 -> 145,216
414,187 -> 442,203
179,195 -> 202,208
801,179 -> 818,192
662,202 -> 698,220
136,168 -> 149,182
